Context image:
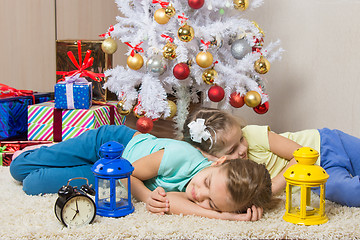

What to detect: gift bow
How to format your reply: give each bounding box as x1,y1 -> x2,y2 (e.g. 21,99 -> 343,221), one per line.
187,119 -> 211,143
56,40 -> 105,82
0,83 -> 35,102
60,73 -> 89,109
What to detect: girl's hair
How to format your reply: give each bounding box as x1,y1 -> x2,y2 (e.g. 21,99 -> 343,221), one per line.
182,108 -> 242,156
221,159 -> 279,212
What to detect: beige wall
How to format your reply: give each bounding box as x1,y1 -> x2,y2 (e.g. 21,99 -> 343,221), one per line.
0,0 -> 56,91
1,0 -> 360,137
0,0 -> 126,92
233,0 -> 360,137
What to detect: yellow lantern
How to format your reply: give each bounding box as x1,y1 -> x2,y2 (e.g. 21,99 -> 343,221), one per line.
283,147 -> 329,225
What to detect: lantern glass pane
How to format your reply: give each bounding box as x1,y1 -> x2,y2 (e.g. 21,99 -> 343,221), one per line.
291,185 -> 320,216
115,179 -> 129,208
98,178 -> 111,208
288,185 -> 300,214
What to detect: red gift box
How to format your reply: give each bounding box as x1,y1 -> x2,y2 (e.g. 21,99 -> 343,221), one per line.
0,141 -> 53,166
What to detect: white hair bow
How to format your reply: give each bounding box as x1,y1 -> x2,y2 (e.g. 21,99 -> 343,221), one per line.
187,118 -> 211,144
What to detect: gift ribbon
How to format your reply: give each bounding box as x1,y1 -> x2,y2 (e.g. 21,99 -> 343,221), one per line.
0,146 -> 7,166
52,101 -> 116,142
56,40 -> 105,82
92,101 -> 115,125
61,73 -> 89,109
0,83 -> 35,103
124,42 -> 144,57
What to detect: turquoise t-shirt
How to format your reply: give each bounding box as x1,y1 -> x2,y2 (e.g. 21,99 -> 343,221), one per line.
122,133 -> 211,192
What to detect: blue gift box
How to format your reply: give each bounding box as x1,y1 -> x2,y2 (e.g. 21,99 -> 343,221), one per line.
54,81 -> 92,110
0,93 -> 52,140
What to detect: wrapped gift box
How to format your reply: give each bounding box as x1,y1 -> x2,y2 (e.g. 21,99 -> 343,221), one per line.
0,140 -> 53,166
28,101 -> 125,142
56,40 -> 117,101
0,93 -> 53,140
54,81 -> 92,109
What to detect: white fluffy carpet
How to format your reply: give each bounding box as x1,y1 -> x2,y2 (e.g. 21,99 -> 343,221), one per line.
0,166 -> 359,240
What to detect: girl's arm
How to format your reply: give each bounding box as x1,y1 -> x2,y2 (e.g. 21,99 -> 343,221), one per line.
130,150 -> 169,214
267,131 -> 302,195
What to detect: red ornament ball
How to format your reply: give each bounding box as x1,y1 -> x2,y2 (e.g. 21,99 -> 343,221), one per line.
173,63 -> 190,80
136,117 -> 154,133
188,0 -> 205,9
253,101 -> 269,114
208,85 -> 225,102
229,92 -> 245,108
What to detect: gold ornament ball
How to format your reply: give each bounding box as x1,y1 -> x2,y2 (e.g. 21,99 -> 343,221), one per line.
178,24 -> 195,42
244,91 -> 262,107
163,42 -> 177,60
134,109 -> 145,118
254,56 -> 271,74
116,101 -> 131,115
196,51 -> 213,68
165,5 -> 176,18
202,68 -> 218,85
167,100 -> 177,119
154,8 -> 170,24
101,38 -> 118,55
127,53 -> 144,70
233,0 -> 249,11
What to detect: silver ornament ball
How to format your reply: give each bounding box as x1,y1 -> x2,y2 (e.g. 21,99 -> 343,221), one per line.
146,55 -> 167,76
230,38 -> 252,60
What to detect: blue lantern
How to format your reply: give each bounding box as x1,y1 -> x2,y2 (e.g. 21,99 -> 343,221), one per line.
91,141 -> 134,217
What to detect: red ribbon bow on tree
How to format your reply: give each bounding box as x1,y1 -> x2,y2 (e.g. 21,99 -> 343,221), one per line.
99,25 -> 114,38
178,13 -> 188,24
152,0 -> 169,8
161,34 -> 174,43
56,40 -> 105,82
125,42 -> 144,57
201,39 -> 211,50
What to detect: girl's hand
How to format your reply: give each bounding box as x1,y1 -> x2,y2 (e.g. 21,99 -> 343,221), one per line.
145,187 -> 169,215
219,205 -> 263,221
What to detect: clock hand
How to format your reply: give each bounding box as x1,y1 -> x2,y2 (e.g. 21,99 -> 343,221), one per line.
71,200 -> 80,220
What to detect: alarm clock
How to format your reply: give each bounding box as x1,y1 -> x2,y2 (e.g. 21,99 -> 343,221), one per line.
54,177 -> 96,228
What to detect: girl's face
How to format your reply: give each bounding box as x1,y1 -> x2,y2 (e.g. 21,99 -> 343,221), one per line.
216,126 -> 249,160
185,166 -> 237,212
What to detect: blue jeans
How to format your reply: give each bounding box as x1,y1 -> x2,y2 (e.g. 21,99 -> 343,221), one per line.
313,128 -> 360,207
10,125 -> 136,195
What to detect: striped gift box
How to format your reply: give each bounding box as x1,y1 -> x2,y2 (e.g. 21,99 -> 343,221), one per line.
28,102 -> 125,141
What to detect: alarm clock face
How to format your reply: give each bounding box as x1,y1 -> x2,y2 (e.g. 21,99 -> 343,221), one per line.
61,195 -> 96,228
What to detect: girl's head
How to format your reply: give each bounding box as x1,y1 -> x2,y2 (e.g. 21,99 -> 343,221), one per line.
183,108 -> 248,160
185,159 -> 274,213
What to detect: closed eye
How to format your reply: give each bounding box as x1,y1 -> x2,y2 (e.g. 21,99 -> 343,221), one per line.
205,174 -> 219,211
226,144 -> 238,155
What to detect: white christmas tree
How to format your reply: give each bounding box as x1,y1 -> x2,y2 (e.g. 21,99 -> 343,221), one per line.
103,0 -> 283,134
